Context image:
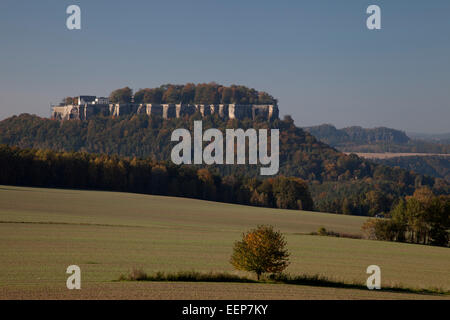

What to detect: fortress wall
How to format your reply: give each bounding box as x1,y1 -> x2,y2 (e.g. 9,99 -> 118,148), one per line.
229,104 -> 253,119
228,104 -> 235,119
52,105 -> 83,120
196,104 -> 212,117
109,104 -> 119,116
109,104 -> 138,117
209,104 -> 218,116
51,106 -> 69,120
269,105 -> 279,120
147,104 -> 163,117
136,104 -> 146,114
252,104 -> 279,121
218,104 -> 228,118
83,104 -> 109,119
162,104 -> 177,119
177,104 -> 196,118
52,103 -> 278,121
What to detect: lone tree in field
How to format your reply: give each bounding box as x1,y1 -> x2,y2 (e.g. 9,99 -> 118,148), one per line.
230,225 -> 290,280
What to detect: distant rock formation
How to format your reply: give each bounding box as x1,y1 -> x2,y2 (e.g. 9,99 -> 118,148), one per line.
303,123 -> 410,146
51,103 -> 279,121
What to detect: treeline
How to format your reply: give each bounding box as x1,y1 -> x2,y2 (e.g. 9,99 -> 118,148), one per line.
373,156 -> 450,183
310,181 -> 408,216
362,188 -> 450,247
0,113 -> 448,216
107,83 -> 277,105
0,145 -> 313,211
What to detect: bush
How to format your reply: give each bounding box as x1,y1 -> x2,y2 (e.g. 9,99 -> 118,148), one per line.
361,218 -> 406,242
119,270 -> 254,283
314,227 -> 362,239
119,266 -> 148,281
317,227 -> 328,236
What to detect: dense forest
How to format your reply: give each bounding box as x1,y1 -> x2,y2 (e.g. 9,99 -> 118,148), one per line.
89,83 -> 278,105
0,145 -> 313,211
373,156 -> 450,183
304,124 -> 450,154
362,187 -> 450,247
1,113 -> 448,216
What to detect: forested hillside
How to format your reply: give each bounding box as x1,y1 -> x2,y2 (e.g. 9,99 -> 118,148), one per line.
373,156 -> 450,183
0,145 -> 313,211
1,113 -> 448,216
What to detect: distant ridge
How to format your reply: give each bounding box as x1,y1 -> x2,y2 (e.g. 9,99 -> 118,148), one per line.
303,124 -> 410,146
303,124 -> 450,154
408,132 -> 450,144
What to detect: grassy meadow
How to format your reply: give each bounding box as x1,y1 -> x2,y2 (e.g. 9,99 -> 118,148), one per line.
0,185 -> 449,299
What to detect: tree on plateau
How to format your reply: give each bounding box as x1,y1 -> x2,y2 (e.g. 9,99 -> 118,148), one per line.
230,225 -> 290,280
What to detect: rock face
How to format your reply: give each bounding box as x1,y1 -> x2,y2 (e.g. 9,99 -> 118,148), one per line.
51,103 -> 279,121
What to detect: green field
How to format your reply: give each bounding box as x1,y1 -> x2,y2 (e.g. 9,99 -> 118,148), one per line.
0,185 -> 449,299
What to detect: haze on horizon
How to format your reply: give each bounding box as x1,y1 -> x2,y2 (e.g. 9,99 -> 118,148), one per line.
0,0 -> 449,134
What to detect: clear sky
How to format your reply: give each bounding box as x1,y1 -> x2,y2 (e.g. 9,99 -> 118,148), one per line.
0,0 -> 449,133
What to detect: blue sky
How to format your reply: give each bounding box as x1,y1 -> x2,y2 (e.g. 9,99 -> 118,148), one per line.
0,0 -> 449,133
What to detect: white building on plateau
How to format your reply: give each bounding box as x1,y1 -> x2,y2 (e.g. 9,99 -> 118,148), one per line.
77,96 -> 96,105
75,96 -> 109,105
94,97 -> 109,104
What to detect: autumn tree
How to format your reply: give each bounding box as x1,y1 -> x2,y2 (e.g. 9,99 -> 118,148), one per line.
220,87 -> 232,104
109,87 -> 133,104
162,85 -> 181,103
230,225 -> 290,280
133,89 -> 146,104
361,219 -> 378,240
64,97 -> 74,105
181,83 -> 196,103
197,168 -> 217,200
146,88 -> 163,103
361,188 -> 449,246
271,176 -> 313,210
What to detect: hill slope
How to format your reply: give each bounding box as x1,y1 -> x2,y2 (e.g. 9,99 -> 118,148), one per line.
0,113 -> 448,215
372,156 -> 450,183
1,185 -> 449,299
